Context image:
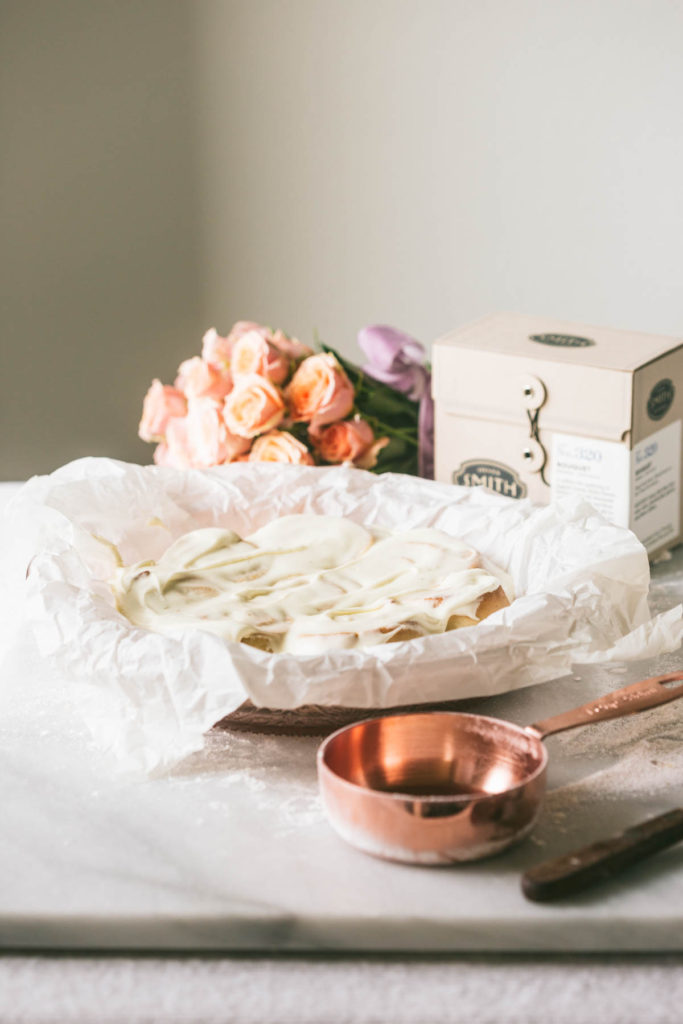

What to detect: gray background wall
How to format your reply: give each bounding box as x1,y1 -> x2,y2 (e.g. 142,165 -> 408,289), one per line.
2,0 -> 683,478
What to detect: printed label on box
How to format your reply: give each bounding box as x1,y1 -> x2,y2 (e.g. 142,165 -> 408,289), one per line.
551,433 -> 630,526
630,420 -> 681,552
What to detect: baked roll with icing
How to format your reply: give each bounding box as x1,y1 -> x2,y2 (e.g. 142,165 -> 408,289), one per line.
112,515 -> 510,654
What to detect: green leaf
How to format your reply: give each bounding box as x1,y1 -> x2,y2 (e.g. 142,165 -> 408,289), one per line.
321,344 -> 420,475
323,346 -> 419,426
285,421 -> 310,446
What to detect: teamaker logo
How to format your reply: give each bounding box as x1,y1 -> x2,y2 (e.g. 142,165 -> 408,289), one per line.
452,459 -> 528,499
647,378 -> 675,421
529,333 -> 596,348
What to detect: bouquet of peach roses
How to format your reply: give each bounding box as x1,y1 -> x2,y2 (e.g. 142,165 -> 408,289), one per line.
139,321 -> 433,477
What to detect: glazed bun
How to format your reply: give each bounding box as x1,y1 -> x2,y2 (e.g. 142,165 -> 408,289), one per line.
113,515 -> 512,654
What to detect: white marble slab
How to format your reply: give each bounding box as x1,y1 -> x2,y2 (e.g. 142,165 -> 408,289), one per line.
1,483 -> 683,953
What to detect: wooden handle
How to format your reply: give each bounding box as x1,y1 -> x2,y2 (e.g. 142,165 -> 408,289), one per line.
521,808 -> 683,902
528,672 -> 683,740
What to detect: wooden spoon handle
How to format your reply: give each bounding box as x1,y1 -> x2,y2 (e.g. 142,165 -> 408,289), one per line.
521,808 -> 683,902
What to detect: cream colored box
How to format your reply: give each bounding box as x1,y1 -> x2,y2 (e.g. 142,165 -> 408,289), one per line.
432,313 -> 683,554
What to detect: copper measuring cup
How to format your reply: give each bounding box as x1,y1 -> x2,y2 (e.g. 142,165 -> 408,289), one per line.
317,672 -> 683,864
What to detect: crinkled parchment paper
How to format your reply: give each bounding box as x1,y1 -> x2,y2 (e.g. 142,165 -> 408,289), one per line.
3,457 -> 681,774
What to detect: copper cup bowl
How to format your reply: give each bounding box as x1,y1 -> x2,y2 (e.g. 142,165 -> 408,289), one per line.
317,672 -> 683,865
317,712 -> 547,864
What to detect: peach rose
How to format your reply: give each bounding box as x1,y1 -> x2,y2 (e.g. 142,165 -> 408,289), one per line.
231,330 -> 290,384
175,356 -> 232,401
285,353 -> 354,429
153,415 -> 193,468
153,442 -> 173,466
311,416 -> 389,469
226,321 -> 313,363
201,328 -> 236,371
270,328 -> 313,361
226,320 -> 264,345
249,430 -> 314,465
139,380 -> 187,442
223,374 -> 286,438
185,397 -> 251,468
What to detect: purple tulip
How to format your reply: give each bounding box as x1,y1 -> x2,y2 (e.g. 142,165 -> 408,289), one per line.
358,324 -> 434,479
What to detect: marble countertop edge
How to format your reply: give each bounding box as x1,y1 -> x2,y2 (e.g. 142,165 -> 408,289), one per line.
2,912 -> 683,954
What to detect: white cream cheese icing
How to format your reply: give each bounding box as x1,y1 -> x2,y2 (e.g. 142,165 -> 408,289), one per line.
111,515 -> 507,653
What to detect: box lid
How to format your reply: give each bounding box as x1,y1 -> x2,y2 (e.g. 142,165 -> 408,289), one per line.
432,312 -> 683,442
434,313 -> 682,372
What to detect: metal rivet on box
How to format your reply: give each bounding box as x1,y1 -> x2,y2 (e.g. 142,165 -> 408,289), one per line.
521,438 -> 546,471
519,375 -> 547,411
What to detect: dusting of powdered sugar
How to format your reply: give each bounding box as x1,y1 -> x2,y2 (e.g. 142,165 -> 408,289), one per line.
549,697 -> 683,803
168,728 -> 326,833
